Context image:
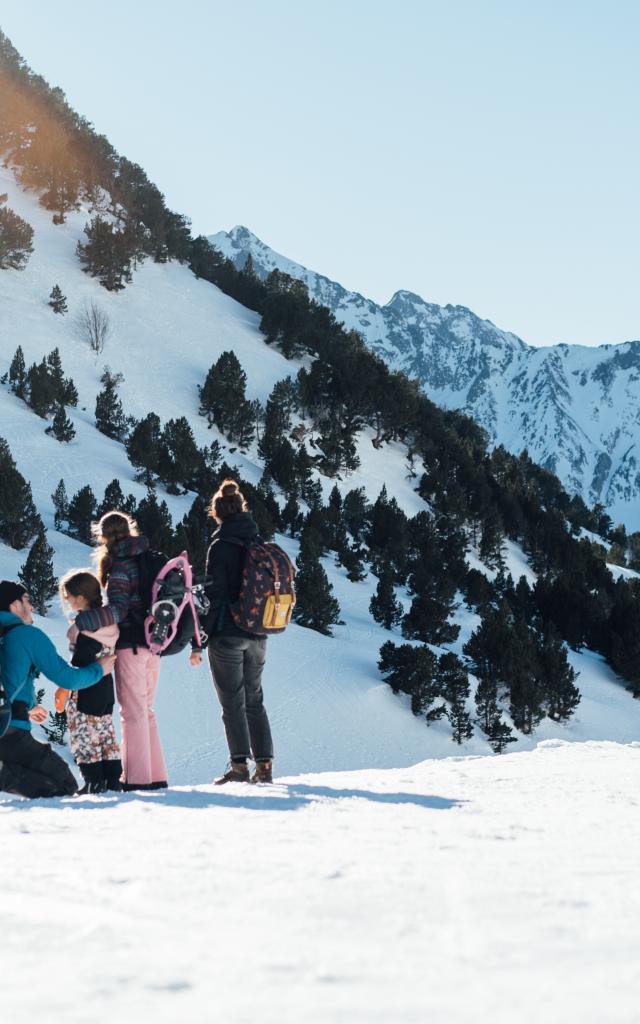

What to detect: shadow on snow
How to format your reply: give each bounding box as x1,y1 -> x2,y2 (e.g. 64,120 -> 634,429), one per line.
0,783 -> 464,813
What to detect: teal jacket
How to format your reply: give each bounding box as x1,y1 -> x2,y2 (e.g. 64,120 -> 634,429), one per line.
0,611 -> 105,731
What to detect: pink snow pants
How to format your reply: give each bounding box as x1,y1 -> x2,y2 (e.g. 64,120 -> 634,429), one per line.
115,647 -> 166,786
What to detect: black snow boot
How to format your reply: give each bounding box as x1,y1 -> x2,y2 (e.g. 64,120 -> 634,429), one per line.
102,759 -> 123,792
78,762 -> 106,795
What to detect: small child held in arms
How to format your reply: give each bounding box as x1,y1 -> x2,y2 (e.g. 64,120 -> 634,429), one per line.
56,570 -> 122,794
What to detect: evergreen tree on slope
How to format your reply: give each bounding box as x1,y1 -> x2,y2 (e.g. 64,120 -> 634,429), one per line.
0,437 -> 43,548
19,529 -> 57,615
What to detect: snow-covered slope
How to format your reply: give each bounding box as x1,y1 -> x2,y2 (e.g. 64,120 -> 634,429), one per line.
3,741 -> 639,1024
1,164 -> 639,783
211,226 -> 640,530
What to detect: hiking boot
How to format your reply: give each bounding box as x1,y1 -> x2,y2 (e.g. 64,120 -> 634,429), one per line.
251,760 -> 273,784
214,761 -> 250,785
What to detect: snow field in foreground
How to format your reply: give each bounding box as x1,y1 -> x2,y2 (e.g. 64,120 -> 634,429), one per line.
2,741 -> 639,1024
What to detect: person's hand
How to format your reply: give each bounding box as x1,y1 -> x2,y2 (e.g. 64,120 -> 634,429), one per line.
189,650 -> 203,667
29,705 -> 48,724
98,653 -> 117,676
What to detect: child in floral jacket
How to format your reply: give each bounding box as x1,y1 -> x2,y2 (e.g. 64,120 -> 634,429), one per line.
56,571 -> 122,794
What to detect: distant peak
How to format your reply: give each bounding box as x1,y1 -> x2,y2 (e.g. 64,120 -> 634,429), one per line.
386,289 -> 428,309
227,225 -> 264,248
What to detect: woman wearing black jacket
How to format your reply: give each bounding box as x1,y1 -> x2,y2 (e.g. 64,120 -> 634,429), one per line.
192,479 -> 274,785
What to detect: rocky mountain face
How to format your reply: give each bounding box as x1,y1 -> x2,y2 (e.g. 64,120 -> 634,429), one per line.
209,226 -> 640,529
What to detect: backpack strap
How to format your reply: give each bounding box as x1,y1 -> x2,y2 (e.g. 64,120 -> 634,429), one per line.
0,623 -> 36,707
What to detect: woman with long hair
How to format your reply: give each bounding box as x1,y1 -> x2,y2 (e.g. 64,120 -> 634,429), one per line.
191,479 -> 274,784
73,510 -> 167,791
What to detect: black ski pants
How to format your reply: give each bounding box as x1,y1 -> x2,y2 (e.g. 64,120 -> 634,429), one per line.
0,728 -> 78,799
207,635 -> 273,762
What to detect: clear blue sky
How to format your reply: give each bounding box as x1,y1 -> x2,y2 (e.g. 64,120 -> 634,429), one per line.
2,0 -> 639,346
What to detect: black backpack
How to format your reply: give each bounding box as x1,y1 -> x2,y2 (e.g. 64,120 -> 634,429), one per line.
0,623 -> 20,737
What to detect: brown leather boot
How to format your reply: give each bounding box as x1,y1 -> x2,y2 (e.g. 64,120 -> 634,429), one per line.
214,761 -> 250,785
251,760 -> 273,784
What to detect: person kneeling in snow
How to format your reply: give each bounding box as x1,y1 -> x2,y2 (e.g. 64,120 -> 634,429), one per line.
0,580 -> 116,799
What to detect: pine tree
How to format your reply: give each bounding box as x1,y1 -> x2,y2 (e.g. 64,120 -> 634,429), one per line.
259,378 -> 296,462
281,492 -> 303,537
257,477 -> 283,533
402,576 -> 460,646
45,405 -> 75,443
51,479 -> 69,530
463,568 -> 494,612
315,412 -> 360,476
335,528 -> 367,582
302,477 -> 323,512
479,508 -> 505,570
76,215 -> 137,291
26,359 -> 57,417
474,676 -> 515,753
199,351 -> 248,435
438,652 -> 473,744
67,485 -> 97,543
325,485 -> 343,547
48,284 -> 68,314
174,495 -> 209,572
135,489 -> 174,553
96,479 -> 137,519
378,641 -> 441,719
158,417 -> 201,493
369,564 -> 403,629
126,412 -> 162,486
8,345 -> 27,399
197,348 -> 256,444
194,440 -> 223,497
229,396 -> 255,449
343,487 -> 371,543
538,625 -> 581,722
293,543 -> 341,636
95,367 -> 128,441
265,437 -> 298,493
0,201 -> 34,269
45,348 -> 77,406
0,437 -> 43,549
507,618 -> 545,735
18,529 -> 57,615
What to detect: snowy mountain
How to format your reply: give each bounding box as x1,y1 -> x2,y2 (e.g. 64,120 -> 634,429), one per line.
210,226 -> 640,530
1,160 -> 639,786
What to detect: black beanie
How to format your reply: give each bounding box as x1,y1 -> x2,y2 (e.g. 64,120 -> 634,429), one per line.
0,580 -> 27,611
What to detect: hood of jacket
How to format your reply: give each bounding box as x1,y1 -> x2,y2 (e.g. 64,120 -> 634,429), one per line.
67,621 -> 119,650
114,535 -> 149,559
215,512 -> 258,544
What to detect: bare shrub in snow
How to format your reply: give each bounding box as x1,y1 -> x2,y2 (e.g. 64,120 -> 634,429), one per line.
75,300 -> 111,354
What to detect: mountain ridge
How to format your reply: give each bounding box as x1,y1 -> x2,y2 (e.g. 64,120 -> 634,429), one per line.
210,225 -> 640,528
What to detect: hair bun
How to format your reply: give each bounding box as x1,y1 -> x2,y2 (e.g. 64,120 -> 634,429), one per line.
221,480 -> 239,496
